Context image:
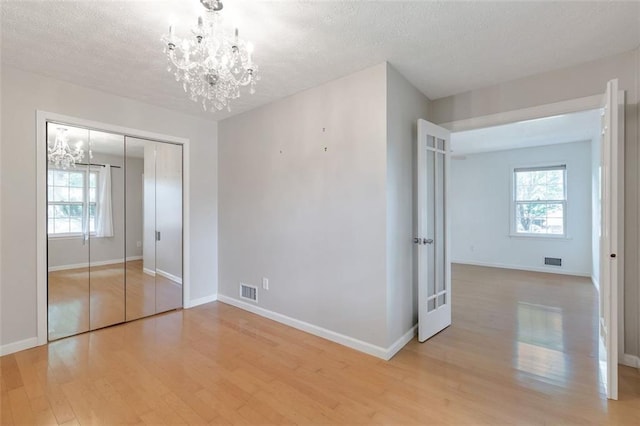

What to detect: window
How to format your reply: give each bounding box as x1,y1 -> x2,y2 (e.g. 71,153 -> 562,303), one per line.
512,165 -> 566,237
48,169 -> 98,236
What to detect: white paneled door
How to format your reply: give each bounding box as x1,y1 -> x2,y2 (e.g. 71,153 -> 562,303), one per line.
600,79 -> 621,400
416,119 -> 451,342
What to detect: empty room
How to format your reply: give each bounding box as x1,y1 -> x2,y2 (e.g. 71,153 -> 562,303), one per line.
1,0 -> 639,424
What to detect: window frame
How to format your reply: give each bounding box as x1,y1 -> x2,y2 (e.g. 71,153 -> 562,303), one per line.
47,167 -> 99,239
510,163 -> 568,239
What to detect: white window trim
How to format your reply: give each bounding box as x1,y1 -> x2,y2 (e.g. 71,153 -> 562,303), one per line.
509,162 -> 569,239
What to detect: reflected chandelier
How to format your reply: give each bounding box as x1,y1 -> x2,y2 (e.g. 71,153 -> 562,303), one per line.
162,0 -> 260,112
48,128 -> 87,169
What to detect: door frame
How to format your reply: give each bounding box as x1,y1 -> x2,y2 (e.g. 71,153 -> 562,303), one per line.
440,92 -> 626,365
35,110 -> 190,346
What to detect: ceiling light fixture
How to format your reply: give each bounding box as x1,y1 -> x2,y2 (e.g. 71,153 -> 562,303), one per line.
162,0 -> 260,112
48,128 -> 88,169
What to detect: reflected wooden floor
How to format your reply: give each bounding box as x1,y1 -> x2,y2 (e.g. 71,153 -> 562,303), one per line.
48,260 -> 181,340
3,264 -> 639,424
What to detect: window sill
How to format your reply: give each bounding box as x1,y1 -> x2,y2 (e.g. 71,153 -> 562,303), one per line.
509,233 -> 571,240
48,233 -> 96,240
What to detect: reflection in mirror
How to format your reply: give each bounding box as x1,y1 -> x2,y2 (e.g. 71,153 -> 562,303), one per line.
47,124 -> 182,339
47,123 -> 91,340
125,138 -> 155,320
155,142 -> 183,313
88,130 -> 125,330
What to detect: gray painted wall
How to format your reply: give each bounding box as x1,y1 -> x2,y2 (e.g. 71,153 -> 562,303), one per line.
155,142 -> 183,280
219,64 -> 390,347
0,66 -> 218,348
385,64 -> 430,346
125,156 -> 144,261
430,49 -> 640,358
143,142 -> 156,273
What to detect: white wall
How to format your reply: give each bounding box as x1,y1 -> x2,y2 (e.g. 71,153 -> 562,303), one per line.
0,66 -> 218,350
219,64 -> 390,348
430,48 -> 639,358
451,141 -> 592,276
386,64 -> 429,346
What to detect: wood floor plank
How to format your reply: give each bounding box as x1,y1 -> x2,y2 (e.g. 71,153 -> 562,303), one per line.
8,387 -> 36,425
0,386 -> 15,426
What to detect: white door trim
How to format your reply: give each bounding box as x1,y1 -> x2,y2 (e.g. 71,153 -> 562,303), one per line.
439,94 -> 604,132
36,110 -> 191,346
440,92 -> 626,370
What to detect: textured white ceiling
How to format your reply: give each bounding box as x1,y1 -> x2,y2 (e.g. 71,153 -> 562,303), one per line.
2,1 -> 639,121
451,109 -> 601,155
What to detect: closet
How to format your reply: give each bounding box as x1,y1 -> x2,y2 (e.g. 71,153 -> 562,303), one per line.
46,122 -> 183,341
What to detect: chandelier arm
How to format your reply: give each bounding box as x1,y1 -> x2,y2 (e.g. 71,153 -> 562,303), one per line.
47,128 -> 86,169
162,0 -> 259,112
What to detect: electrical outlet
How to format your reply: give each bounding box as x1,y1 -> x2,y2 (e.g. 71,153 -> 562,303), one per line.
262,277 -> 269,290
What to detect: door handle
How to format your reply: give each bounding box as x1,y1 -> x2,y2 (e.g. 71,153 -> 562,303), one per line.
156,231 -> 161,241
423,238 -> 434,245
413,237 -> 422,245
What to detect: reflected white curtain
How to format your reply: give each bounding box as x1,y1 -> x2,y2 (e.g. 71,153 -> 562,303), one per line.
95,164 -> 114,238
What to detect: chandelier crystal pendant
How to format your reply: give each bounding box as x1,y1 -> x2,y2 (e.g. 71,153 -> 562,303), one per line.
47,128 -> 86,169
162,0 -> 260,112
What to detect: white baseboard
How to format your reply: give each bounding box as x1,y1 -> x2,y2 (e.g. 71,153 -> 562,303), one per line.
387,324 -> 418,360
0,337 -> 38,356
217,295 -> 414,360
622,353 -> 640,368
156,269 -> 182,285
185,294 -> 217,309
48,255 -> 143,272
452,259 -> 591,277
143,267 -> 156,277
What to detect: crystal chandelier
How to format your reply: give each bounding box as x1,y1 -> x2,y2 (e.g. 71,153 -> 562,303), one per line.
162,0 -> 260,112
47,128 -> 87,169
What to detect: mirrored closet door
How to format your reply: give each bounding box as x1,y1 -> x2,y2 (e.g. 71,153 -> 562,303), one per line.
125,137 -> 183,321
47,122 -> 183,341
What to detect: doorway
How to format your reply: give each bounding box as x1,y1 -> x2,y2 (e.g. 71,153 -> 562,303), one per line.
416,83 -> 624,400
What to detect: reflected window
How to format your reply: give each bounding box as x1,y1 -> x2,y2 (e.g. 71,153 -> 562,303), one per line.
515,302 -> 568,385
47,168 -> 98,236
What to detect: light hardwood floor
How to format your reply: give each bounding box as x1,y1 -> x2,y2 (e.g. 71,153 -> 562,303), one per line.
2,264 -> 639,424
48,260 -> 182,340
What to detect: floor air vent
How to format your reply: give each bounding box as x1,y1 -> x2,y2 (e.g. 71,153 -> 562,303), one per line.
545,257 -> 562,266
240,283 -> 258,302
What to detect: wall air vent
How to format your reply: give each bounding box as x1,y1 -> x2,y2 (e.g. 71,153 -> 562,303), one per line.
544,257 -> 562,267
240,283 -> 258,302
